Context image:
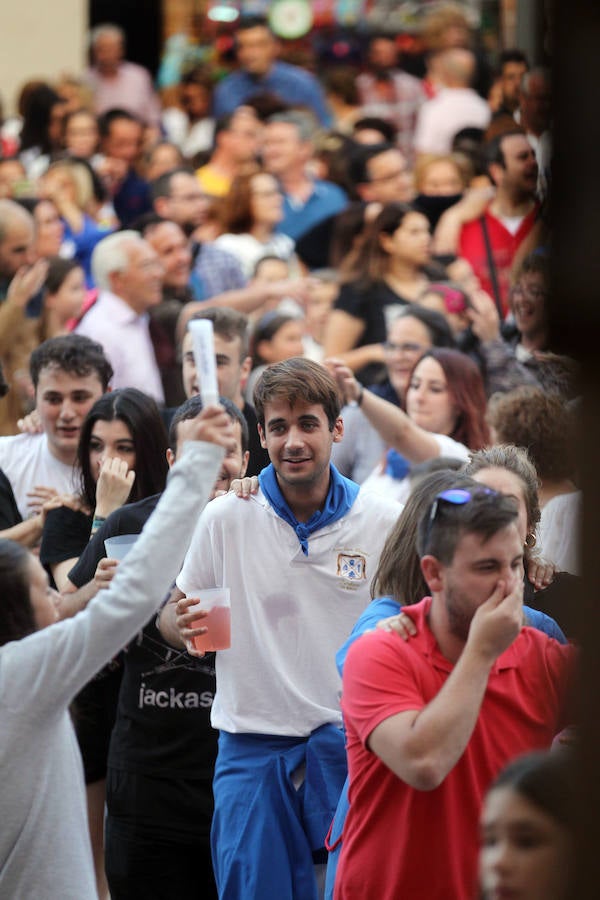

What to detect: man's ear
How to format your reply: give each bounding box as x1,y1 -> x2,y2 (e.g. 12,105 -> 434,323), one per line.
487,162 -> 503,188
356,182 -> 372,202
154,196 -> 170,218
240,450 -> 249,478
420,555 -> 444,593
258,423 -> 267,449
108,268 -> 122,295
332,416 -> 344,443
166,448 -> 175,468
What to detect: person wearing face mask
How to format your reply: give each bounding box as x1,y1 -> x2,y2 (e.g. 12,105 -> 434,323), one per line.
412,153 -> 470,234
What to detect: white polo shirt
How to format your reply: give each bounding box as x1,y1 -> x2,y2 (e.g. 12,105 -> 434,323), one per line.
176,487 -> 400,736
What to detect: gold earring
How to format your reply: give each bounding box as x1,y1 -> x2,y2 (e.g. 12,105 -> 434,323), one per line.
525,532 -> 537,549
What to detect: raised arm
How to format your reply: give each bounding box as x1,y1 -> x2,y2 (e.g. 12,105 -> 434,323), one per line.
327,359 -> 441,463
1,405 -> 235,712
176,278 -> 312,343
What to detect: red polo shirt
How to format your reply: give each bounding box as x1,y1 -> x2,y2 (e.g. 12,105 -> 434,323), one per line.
458,206 -> 538,317
335,597 -> 573,900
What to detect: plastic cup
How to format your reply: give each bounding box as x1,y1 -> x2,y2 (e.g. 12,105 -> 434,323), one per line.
189,588 -> 231,652
104,534 -> 139,561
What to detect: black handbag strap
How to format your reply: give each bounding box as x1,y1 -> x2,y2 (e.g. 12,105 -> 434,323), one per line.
480,216 -> 504,317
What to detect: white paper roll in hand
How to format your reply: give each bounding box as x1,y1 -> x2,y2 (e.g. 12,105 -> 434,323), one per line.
188,319 -> 219,407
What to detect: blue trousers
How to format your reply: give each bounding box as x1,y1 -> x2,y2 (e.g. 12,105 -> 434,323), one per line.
211,726 -> 347,900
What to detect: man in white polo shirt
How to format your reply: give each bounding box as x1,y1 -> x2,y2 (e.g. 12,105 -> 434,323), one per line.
75,231 -> 165,404
160,358 -> 400,900
0,334 -> 112,522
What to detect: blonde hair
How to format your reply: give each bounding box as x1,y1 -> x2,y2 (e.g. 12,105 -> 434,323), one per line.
46,159 -> 94,213
413,153 -> 471,192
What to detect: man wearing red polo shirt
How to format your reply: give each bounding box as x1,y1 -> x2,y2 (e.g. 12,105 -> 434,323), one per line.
458,131 -> 539,316
335,487 -> 573,900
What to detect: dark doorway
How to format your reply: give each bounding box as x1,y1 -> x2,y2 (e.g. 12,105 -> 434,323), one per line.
89,0 -> 163,76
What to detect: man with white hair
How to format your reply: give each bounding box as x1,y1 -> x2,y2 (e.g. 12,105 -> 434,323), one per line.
87,23 -> 161,128
75,231 -> 165,403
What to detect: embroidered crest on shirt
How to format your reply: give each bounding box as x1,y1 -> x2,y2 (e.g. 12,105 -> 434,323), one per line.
337,553 -> 366,581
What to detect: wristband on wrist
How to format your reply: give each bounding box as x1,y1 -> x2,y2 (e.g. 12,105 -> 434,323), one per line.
91,515 -> 106,534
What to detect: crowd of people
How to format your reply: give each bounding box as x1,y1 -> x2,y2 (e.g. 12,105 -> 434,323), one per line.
0,4 -> 580,900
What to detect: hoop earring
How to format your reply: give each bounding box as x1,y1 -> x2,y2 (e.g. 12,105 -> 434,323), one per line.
525,532 -> 537,549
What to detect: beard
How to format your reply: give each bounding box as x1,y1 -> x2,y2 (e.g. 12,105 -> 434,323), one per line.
444,580 -> 474,643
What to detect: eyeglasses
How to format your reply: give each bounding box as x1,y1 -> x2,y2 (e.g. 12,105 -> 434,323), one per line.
383,341 -> 426,355
370,168 -> 406,183
510,284 -> 547,302
423,487 -> 496,550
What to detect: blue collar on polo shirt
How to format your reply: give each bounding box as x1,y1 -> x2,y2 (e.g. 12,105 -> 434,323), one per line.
258,463 -> 359,555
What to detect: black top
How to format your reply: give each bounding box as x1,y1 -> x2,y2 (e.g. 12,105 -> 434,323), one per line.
0,469 -> 21,530
524,572 -> 582,643
40,506 -> 91,575
334,280 -> 410,384
69,496 -> 218,788
69,496 -> 160,587
243,401 -> 270,476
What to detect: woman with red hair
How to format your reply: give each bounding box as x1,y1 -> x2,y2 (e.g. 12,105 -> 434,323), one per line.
328,348 -> 489,502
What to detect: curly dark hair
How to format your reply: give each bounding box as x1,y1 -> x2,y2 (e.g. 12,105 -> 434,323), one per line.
30,334 -> 113,391
486,387 -> 576,482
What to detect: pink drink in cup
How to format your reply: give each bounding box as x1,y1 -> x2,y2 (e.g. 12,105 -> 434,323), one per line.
190,588 -> 231,652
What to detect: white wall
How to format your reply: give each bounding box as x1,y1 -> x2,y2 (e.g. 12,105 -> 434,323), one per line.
0,0 -> 87,116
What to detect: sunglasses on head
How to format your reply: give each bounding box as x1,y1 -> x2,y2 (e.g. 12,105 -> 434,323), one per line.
424,487 -> 497,549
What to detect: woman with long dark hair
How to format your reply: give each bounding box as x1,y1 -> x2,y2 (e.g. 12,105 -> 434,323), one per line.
18,83 -> 67,178
40,387 -> 168,592
323,202 -> 439,384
